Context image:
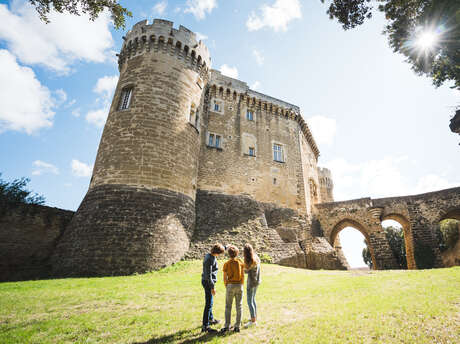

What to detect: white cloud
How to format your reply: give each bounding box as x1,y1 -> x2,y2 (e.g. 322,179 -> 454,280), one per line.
71,159 -> 92,177
307,116 -> 337,146
54,89 -> 67,105
323,156 -> 409,201
251,81 -> 261,90
247,0 -> 302,32
323,156 -> 459,201
415,174 -> 458,194
219,64 -> 238,79
184,0 -> 217,20
0,1 -> 114,73
0,49 -> 55,134
32,160 -> 59,175
86,107 -> 109,127
93,75 -> 118,99
252,49 -> 264,65
153,1 -> 167,15
196,32 -> 208,41
86,75 -> 118,127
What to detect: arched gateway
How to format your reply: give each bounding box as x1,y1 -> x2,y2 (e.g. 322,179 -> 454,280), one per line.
314,187 -> 460,270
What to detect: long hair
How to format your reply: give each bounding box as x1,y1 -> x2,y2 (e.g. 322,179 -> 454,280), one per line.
244,244 -> 255,268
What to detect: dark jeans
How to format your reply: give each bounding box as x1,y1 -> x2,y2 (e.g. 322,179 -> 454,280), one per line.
201,280 -> 214,328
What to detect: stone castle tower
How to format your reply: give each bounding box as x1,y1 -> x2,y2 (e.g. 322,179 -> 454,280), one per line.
52,20 -> 211,276
51,19 -> 338,276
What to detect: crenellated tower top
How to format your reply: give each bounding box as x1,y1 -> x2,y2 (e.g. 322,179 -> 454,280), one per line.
118,19 -> 211,76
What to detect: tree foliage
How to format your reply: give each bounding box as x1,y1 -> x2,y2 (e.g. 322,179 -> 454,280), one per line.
321,0 -> 460,89
384,226 -> 407,269
0,173 -> 45,208
29,0 -> 132,29
362,243 -> 373,269
437,219 -> 460,252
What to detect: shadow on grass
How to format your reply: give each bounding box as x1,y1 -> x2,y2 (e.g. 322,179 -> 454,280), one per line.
134,327 -> 226,344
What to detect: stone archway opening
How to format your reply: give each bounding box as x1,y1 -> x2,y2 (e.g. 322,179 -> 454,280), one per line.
381,218 -> 413,269
438,209 -> 460,267
330,219 -> 376,270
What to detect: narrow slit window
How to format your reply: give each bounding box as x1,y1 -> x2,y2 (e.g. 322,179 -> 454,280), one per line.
195,110 -> 200,128
249,147 -> 255,156
246,110 -> 253,121
119,88 -> 132,110
214,103 -> 220,111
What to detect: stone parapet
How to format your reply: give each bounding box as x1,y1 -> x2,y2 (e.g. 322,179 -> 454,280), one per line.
118,19 -> 210,78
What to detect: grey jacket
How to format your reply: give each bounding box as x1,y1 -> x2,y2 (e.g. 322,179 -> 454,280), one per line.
201,253 -> 218,288
245,259 -> 261,288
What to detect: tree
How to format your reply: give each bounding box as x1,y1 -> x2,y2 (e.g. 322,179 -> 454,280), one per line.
0,173 -> 45,208
321,0 -> 460,90
384,226 -> 407,269
29,0 -> 132,29
362,243 -> 373,269
437,219 -> 460,252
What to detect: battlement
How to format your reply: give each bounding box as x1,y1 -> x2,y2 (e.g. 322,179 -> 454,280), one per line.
118,19 -> 211,75
208,70 -> 319,159
317,167 -> 333,187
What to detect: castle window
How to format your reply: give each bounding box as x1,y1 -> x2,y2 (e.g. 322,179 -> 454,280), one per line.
207,133 -> 222,149
188,105 -> 200,131
249,147 -> 255,156
119,88 -> 132,110
214,103 -> 220,111
273,143 -> 284,162
246,110 -> 254,121
195,110 -> 200,128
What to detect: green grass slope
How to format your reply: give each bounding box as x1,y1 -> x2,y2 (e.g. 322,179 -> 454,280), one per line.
0,262 -> 459,343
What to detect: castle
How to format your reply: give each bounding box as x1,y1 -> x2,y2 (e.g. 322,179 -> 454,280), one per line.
50,19 -> 339,276
1,20 -> 459,281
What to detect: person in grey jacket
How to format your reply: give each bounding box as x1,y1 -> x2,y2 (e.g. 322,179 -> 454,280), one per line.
243,243 -> 261,327
201,243 -> 225,333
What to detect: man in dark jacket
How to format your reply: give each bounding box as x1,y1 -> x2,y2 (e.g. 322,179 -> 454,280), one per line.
201,243 -> 225,332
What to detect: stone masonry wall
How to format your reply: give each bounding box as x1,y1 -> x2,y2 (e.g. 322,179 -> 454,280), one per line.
52,185 -> 195,277
315,187 -> 460,270
187,190 -> 346,270
0,204 -> 74,282
197,71 -> 322,215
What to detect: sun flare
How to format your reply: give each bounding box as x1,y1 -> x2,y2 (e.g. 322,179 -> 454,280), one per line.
416,31 -> 437,49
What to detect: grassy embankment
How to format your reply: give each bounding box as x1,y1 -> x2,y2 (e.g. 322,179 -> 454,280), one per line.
1,261 -> 459,343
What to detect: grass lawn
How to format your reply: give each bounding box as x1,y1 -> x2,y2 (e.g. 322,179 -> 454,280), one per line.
0,261 -> 459,343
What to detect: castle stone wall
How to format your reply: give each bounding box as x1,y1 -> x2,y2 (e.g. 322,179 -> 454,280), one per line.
0,204 -> 73,281
197,71 -> 323,214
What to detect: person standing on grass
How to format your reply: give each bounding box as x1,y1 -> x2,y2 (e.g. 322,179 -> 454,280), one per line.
220,245 -> 245,334
201,243 -> 225,333
243,243 -> 261,328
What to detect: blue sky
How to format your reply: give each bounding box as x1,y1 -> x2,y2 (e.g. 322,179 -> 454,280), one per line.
0,0 -> 458,267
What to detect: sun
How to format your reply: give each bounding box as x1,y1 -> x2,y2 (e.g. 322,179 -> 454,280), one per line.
416,31 -> 437,50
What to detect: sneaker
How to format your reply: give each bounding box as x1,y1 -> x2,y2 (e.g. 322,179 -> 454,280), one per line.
244,321 -> 257,328
220,327 -> 229,334
201,327 -> 217,333
234,327 -> 240,333
209,319 -> 220,325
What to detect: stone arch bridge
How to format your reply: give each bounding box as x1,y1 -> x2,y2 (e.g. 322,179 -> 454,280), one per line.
313,187 -> 460,269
